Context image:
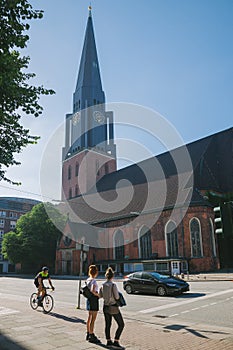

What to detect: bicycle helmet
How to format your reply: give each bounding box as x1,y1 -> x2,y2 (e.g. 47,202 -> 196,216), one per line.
42,266 -> 49,272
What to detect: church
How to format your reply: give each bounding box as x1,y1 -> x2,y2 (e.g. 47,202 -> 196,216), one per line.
55,8 -> 233,276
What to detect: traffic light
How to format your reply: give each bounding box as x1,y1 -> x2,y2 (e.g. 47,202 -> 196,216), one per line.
222,202 -> 233,236
213,206 -> 223,234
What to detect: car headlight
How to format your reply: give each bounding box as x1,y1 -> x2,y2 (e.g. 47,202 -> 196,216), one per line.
166,283 -> 177,287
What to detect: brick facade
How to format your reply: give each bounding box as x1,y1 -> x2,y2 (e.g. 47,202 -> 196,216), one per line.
62,149 -> 116,200
56,205 -> 219,275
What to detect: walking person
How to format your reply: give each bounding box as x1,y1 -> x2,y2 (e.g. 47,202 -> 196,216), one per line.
99,267 -> 125,349
85,264 -> 101,343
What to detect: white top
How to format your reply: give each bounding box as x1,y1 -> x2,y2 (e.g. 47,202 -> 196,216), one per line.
86,277 -> 98,293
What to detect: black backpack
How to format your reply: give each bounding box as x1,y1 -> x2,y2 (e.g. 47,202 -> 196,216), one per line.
81,282 -> 93,299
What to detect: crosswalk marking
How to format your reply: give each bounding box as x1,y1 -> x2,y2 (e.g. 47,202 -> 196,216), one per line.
0,307 -> 19,316
140,288 -> 233,314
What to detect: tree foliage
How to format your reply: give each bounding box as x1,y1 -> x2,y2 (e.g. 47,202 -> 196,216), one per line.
0,0 -> 55,184
2,203 -> 66,272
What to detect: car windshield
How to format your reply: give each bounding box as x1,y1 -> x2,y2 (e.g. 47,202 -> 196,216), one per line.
150,272 -> 169,280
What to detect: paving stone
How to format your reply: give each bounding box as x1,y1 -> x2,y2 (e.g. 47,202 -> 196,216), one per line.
1,293 -> 233,350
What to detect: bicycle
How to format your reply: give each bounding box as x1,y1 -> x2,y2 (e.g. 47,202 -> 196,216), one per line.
30,287 -> 54,313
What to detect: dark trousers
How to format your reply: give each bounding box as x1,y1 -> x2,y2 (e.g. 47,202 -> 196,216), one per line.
104,310 -> 125,340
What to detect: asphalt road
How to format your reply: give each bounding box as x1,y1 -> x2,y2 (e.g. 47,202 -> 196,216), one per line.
0,276 -> 233,331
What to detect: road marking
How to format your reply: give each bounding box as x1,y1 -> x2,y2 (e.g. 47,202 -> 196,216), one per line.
0,293 -> 27,301
0,307 -> 19,316
139,288 -> 233,314
168,296 -> 233,318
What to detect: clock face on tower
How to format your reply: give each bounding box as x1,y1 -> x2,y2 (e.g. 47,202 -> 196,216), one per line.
72,111 -> 81,125
93,111 -> 105,124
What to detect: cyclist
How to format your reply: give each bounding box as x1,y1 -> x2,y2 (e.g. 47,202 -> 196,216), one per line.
34,266 -> 55,306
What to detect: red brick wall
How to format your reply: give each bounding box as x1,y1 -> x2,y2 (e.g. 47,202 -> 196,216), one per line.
56,205 -> 219,274
62,150 -> 116,200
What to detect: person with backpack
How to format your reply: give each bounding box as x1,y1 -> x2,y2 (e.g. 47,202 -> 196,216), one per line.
99,267 -> 125,349
85,264 -> 101,343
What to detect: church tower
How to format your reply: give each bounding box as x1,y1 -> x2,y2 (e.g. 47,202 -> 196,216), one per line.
62,7 -> 117,200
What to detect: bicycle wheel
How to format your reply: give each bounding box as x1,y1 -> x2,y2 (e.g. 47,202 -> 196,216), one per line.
30,293 -> 39,310
42,294 -> 54,313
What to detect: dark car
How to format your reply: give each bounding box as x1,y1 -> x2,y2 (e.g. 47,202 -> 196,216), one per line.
123,271 -> 190,296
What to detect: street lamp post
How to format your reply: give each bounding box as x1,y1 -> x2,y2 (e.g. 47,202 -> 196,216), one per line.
76,243 -> 84,309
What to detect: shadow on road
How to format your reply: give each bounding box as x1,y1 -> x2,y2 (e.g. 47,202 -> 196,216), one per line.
126,292 -> 206,298
48,311 -> 86,324
175,292 -> 206,298
164,324 -> 208,338
164,324 -> 230,339
88,342 -> 113,349
0,333 -> 30,350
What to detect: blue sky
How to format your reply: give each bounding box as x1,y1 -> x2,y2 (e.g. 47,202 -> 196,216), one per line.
1,0 -> 232,201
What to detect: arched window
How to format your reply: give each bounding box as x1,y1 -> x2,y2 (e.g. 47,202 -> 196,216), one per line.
114,230 -> 125,260
166,221 -> 178,257
68,165 -> 72,180
190,218 -> 203,257
75,162 -> 79,177
69,188 -> 72,199
209,218 -> 216,257
138,226 -> 152,259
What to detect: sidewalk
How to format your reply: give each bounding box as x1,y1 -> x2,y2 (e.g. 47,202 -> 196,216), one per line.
1,272 -> 233,350
2,270 -> 233,282
179,271 -> 233,282
0,296 -> 233,350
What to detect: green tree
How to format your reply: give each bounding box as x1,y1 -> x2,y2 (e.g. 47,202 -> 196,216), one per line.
2,203 -> 65,272
0,0 -> 55,184
1,231 -> 24,263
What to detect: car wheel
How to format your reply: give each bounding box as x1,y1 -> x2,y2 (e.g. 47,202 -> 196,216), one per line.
157,285 -> 167,296
125,284 -> 133,294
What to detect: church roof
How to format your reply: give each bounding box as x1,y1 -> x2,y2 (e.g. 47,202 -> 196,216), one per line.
63,127 -> 232,226
93,127 -> 233,194
66,172 -> 207,226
